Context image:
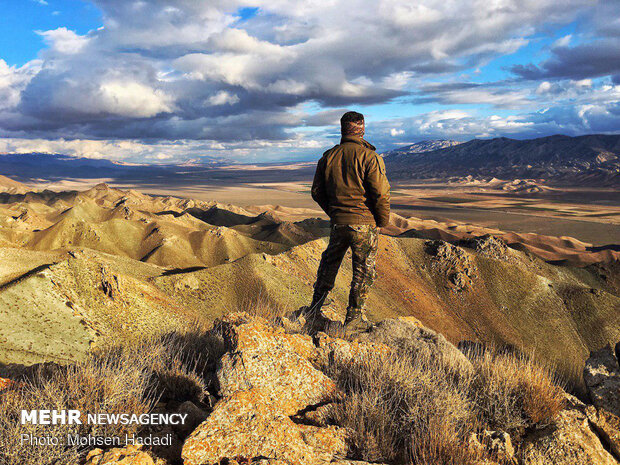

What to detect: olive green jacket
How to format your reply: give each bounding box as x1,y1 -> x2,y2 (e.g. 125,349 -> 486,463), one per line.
311,135 -> 391,227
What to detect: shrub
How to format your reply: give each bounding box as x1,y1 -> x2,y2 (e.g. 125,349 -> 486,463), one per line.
469,349 -> 566,438
324,350 -> 481,464
0,348 -> 155,465
323,342 -> 565,464
0,324 -> 219,465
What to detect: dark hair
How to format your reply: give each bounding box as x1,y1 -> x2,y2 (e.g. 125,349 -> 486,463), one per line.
340,111 -> 364,125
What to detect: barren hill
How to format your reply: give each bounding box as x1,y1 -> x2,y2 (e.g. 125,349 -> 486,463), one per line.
0,175 -> 28,194
385,134 -> 620,185
0,184 -> 618,393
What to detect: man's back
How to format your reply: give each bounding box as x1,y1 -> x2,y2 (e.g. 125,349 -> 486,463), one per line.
312,135 -> 390,227
304,111 -> 390,334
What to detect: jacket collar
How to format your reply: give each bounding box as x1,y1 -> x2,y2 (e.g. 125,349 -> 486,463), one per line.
340,135 -> 376,151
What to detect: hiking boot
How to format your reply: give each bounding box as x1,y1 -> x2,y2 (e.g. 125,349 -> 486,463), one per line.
344,309 -> 372,334
303,311 -> 332,335
290,305 -> 314,322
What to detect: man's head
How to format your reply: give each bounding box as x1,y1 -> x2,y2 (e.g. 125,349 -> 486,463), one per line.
341,111 -> 365,137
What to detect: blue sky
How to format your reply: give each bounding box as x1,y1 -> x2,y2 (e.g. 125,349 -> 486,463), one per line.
0,0 -> 618,162
0,0 -> 101,66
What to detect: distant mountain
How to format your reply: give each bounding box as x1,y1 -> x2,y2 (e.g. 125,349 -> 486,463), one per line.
382,139 -> 463,157
384,134 -> 620,185
0,152 -> 229,183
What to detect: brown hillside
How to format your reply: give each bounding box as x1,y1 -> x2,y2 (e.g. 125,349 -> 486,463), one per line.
0,184 -> 618,391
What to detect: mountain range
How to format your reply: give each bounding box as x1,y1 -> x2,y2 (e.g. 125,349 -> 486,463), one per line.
381,139 -> 463,156
0,152 -> 229,183
384,134 -> 620,185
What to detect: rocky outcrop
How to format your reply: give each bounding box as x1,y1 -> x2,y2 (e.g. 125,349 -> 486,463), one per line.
214,312 -> 336,415
583,344 -> 620,460
84,445 -> 164,465
586,407 -> 620,459
461,235 -> 513,262
183,390 -> 346,465
425,240 -> 476,291
314,330 -> 392,368
100,265 -> 121,300
182,313 -> 347,465
178,315 -> 620,465
519,394 -> 618,465
584,344 -> 620,418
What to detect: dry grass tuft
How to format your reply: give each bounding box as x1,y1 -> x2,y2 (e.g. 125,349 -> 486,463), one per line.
469,349 -> 566,438
324,350 -> 481,464
323,343 -> 566,464
0,324 -> 220,465
240,290 -> 291,324
0,348 -> 155,465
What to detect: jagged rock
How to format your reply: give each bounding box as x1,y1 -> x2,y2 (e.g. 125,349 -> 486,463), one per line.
84,444 -> 163,465
425,240 -> 476,291
181,390 -> 347,465
215,312 -> 336,415
314,331 -> 392,367
461,234 -> 512,261
585,406 -> 620,459
183,313 -> 347,464
356,316 -> 473,375
100,265 -> 121,299
584,344 -> 620,418
173,401 -> 208,435
519,394 -> 617,465
469,430 -> 516,465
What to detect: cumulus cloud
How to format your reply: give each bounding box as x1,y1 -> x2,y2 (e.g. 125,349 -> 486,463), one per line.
412,82 -> 533,108
36,28 -> 90,54
512,40 -> 620,81
372,100 -> 620,150
0,0 -> 618,161
511,2 -> 620,81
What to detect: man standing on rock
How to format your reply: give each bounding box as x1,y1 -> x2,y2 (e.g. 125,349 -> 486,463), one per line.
304,111 -> 390,333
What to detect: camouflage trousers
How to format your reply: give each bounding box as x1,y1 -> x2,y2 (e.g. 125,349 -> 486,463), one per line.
312,224 -> 379,313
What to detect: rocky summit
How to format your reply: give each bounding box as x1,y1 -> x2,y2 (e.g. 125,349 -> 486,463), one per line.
163,314 -> 620,463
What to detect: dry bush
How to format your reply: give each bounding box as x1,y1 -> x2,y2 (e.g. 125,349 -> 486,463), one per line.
147,326 -> 225,402
0,325 -> 218,465
323,340 -> 566,464
324,350 -> 482,464
469,349 -> 566,438
239,290 -> 291,324
0,348 -> 155,465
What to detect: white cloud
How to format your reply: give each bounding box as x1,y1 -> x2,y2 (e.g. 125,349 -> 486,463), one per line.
0,0 -> 615,162
96,81 -> 174,117
536,81 -> 553,94
0,59 -> 39,110
574,78 -> 592,87
206,91 -> 240,106
553,34 -> 572,47
36,28 -> 90,54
